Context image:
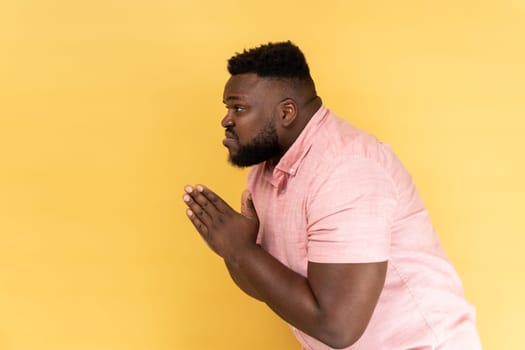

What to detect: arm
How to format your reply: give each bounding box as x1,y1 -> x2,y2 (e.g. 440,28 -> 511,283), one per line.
223,188 -> 264,300
224,259 -> 263,301
183,184 -> 386,348
228,245 -> 387,348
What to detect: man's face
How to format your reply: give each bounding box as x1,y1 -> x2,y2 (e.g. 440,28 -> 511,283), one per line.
221,73 -> 283,167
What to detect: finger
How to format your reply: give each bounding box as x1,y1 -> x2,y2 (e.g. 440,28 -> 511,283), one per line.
240,189 -> 257,219
185,208 -> 209,239
194,184 -> 232,213
184,185 -> 222,220
183,192 -> 213,227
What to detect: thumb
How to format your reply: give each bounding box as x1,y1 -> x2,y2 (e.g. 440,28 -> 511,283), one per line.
241,189 -> 257,220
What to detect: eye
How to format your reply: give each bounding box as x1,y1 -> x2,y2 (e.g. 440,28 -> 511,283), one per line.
224,103 -> 248,114
225,104 -> 246,113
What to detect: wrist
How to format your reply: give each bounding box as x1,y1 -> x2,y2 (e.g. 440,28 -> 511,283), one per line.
225,242 -> 260,269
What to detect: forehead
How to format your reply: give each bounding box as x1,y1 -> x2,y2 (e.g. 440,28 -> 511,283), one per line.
223,73 -> 281,101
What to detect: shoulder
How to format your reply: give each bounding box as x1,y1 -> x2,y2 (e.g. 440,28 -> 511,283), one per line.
307,111 -> 397,178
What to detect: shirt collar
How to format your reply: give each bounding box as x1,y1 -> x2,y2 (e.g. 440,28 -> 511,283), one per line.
264,105 -> 329,189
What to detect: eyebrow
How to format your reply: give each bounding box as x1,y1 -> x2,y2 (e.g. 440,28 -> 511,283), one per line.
223,95 -> 246,103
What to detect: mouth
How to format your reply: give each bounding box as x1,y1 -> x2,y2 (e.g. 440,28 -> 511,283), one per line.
223,130 -> 238,147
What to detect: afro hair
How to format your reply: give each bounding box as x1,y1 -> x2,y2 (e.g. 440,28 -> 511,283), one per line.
227,41 -> 313,82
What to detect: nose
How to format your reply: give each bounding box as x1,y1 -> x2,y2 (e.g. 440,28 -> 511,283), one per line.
221,112 -> 234,128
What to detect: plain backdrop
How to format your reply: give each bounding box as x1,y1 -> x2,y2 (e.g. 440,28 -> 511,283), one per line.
1,1 -> 524,349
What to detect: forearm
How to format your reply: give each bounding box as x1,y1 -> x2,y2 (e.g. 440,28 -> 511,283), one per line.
182,184 -> 375,347
224,260 -> 263,300
226,244 -> 336,346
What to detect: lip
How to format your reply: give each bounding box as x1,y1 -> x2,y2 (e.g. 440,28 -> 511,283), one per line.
222,136 -> 238,147
223,130 -> 238,146
225,130 -> 237,140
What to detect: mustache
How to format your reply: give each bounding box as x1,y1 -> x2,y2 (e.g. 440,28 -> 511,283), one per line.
225,126 -> 239,140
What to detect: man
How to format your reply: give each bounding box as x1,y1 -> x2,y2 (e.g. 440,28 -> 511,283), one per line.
182,41 -> 482,349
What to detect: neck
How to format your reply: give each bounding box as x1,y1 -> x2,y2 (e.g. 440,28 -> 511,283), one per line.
269,95 -> 323,165
302,95 -> 323,119
289,94 -> 322,142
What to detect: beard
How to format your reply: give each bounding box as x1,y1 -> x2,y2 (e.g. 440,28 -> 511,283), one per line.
227,120 -> 281,168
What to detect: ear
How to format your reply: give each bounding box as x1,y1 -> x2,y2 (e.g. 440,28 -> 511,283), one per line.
278,98 -> 298,128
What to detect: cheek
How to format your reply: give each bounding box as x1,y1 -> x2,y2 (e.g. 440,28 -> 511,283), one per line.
234,108 -> 269,143
235,127 -> 251,145
235,121 -> 258,143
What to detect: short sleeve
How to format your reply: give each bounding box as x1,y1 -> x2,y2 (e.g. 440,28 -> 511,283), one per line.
306,155 -> 398,263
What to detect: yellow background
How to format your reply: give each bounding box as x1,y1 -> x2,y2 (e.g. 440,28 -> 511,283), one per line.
1,0 -> 524,349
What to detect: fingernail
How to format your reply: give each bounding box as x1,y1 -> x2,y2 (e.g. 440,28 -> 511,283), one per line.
196,185 -> 204,192
183,194 -> 190,202
187,209 -> 193,217
185,186 -> 193,193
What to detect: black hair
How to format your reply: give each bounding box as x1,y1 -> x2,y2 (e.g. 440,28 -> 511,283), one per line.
227,41 -> 314,83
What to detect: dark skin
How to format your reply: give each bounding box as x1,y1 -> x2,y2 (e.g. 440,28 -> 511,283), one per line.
183,73 -> 387,349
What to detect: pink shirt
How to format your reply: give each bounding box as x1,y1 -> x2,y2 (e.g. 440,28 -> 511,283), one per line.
247,106 -> 481,349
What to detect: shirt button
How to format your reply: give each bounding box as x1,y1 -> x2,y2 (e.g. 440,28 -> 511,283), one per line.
290,168 -> 295,174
